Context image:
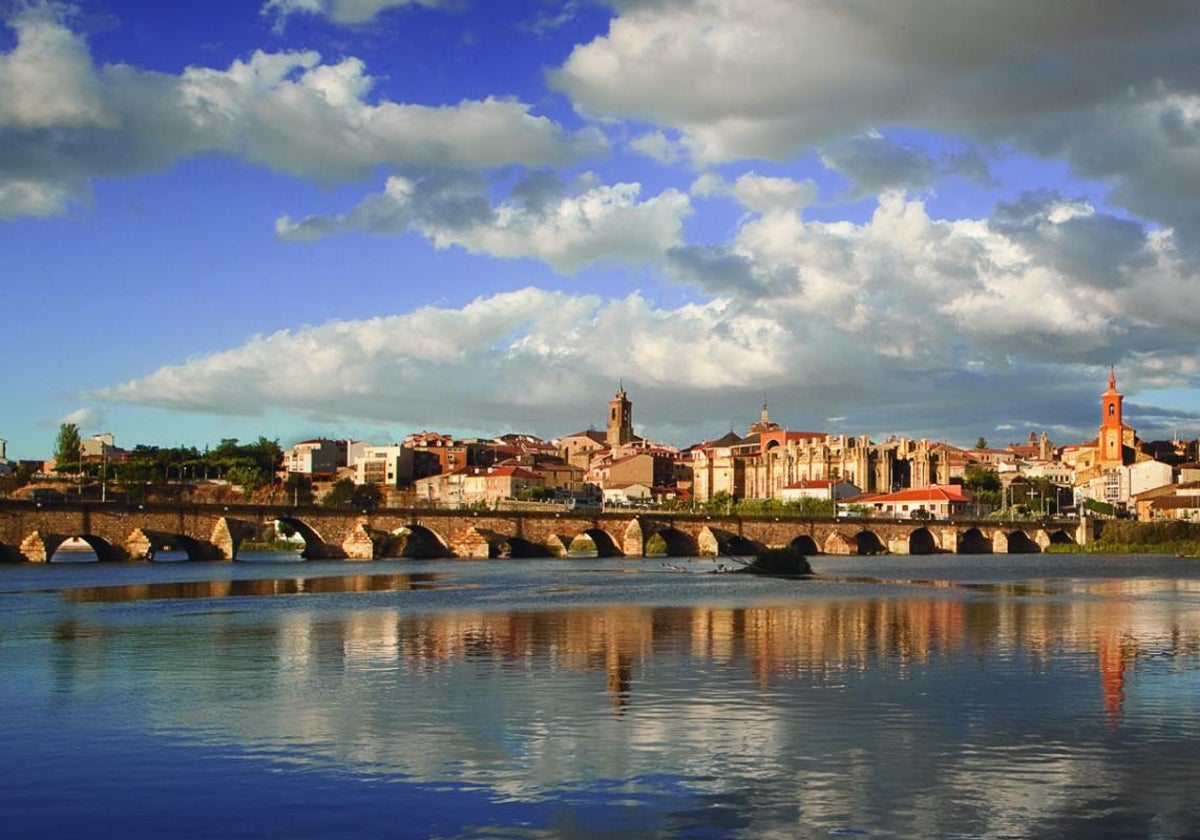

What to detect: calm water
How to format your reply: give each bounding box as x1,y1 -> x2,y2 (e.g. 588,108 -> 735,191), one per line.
3,552 -> 1200,838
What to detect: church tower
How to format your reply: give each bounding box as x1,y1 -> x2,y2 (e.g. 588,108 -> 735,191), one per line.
607,385 -> 633,446
1099,367 -> 1125,469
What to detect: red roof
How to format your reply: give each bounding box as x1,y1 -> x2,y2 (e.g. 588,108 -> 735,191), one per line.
481,466 -> 541,479
868,485 -> 970,504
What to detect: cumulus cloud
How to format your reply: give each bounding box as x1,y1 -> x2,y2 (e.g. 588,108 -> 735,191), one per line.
691,172 -> 817,215
552,0 -> 1200,249
818,133 -> 992,197
629,130 -> 684,164
56,407 -> 105,431
262,0 -> 451,26
276,175 -> 691,274
90,289 -> 789,435
95,189 -> 1200,443
0,6 -> 588,217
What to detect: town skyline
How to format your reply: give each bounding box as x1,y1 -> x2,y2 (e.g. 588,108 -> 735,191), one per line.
4,3 -> 1200,459
14,370 -> 1197,464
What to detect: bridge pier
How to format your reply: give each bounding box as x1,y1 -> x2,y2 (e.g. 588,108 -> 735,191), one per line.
342,521 -> 381,560
622,519 -> 644,557
209,517 -> 259,562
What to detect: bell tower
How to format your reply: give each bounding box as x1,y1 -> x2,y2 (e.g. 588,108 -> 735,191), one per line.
1099,367 -> 1125,469
607,384 -> 633,446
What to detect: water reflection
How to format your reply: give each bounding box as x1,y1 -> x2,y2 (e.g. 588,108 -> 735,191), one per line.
58,572 -> 444,602
12,565 -> 1200,837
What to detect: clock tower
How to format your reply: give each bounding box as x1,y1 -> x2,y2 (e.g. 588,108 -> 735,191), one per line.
1099,367 -> 1126,469
607,385 -> 633,447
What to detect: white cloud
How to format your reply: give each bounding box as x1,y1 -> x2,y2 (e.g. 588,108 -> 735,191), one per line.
95,190 -> 1200,443
552,0 -> 1200,250
0,4 -> 108,129
0,179 -> 77,219
57,407 -> 104,431
629,130 -> 684,164
0,9 -> 589,216
262,0 -> 448,26
276,176 -> 692,274
90,288 -> 788,434
688,172 -> 817,215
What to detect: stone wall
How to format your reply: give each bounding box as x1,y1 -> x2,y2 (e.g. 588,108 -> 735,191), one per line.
0,500 -> 1085,562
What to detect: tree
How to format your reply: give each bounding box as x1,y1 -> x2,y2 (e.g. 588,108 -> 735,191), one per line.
323,479 -> 383,509
963,464 -> 1002,509
283,473 -> 314,505
964,464 -> 1001,493
975,437 -> 988,450
322,478 -> 357,507
54,423 -> 82,473
226,464 -> 266,494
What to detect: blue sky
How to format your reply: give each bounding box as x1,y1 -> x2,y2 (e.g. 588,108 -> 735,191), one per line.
3,0 -> 1200,459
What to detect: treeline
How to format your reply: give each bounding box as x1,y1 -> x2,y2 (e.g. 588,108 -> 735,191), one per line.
665,492 -> 835,518
73,437 -> 283,491
1094,519 -> 1200,555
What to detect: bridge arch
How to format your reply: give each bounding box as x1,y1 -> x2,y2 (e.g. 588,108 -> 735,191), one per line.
697,526 -> 760,557
1046,529 -> 1075,546
957,527 -> 992,554
386,524 -> 451,559
272,517 -> 338,559
997,530 -> 1040,554
498,537 -> 552,558
908,527 -> 938,555
854,530 -> 887,555
644,527 -> 698,557
128,528 -> 218,562
569,528 -> 623,557
787,534 -> 820,555
48,533 -> 125,563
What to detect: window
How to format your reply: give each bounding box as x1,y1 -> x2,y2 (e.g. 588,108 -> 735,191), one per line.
1104,470 -> 1121,501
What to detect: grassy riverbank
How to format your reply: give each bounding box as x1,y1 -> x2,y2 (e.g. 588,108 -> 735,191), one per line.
1047,519 -> 1200,557
238,540 -> 304,553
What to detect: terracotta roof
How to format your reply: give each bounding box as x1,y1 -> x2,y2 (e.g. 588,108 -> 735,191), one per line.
863,485 -> 971,504
480,466 -> 541,479
562,430 -> 608,444
1150,496 -> 1200,510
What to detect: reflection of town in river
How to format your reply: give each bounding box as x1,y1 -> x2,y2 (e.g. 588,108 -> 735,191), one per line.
4,555 -> 1200,837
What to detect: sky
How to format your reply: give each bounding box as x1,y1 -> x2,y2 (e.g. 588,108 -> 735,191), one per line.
3,0 -> 1200,459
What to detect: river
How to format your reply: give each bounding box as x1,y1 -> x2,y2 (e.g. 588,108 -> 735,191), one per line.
2,552 -> 1200,838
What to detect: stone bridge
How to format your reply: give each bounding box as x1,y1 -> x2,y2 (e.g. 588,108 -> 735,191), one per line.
0,500 -> 1093,563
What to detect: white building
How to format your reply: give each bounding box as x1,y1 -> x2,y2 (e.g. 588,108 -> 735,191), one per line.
284,439 -> 345,476
779,479 -> 860,502
354,445 -> 413,487
1075,460 -> 1173,509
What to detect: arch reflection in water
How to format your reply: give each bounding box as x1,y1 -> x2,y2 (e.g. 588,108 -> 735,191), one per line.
59,572 -> 443,602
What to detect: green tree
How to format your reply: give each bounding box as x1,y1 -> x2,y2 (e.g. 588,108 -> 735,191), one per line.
975,437 -> 988,450
352,483 -> 383,508
226,464 -> 266,494
323,478 -> 357,507
283,473 -> 315,505
964,464 -> 1001,493
704,490 -> 734,514
53,423 -> 82,473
